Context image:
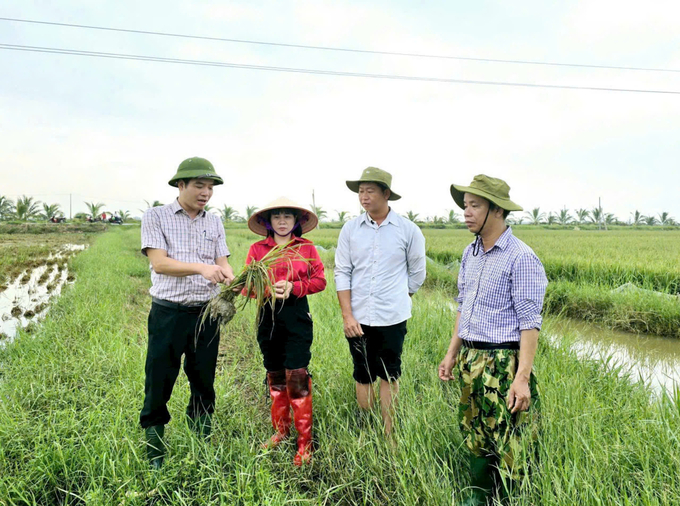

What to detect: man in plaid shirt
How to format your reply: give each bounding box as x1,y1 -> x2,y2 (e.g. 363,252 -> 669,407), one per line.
439,175 -> 548,505
140,157 -> 235,469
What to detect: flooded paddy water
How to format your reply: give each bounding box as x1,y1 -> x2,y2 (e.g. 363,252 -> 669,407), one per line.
0,241 -> 87,343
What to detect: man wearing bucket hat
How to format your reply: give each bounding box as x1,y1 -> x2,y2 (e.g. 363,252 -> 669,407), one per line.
244,198 -> 326,466
140,157 -> 235,469
335,167 -> 426,438
438,175 -> 547,504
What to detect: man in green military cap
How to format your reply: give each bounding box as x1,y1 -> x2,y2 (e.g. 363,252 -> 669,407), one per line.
438,175 -> 548,504
140,157 -> 235,469
335,167 -> 426,438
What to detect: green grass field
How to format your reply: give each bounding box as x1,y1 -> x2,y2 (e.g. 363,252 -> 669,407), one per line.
1,227 -> 680,504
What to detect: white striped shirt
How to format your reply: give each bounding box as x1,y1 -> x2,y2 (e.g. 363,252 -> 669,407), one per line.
335,210 -> 426,326
141,199 -> 230,304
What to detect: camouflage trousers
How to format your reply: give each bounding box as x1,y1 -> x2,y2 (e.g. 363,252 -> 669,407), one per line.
457,346 -> 540,479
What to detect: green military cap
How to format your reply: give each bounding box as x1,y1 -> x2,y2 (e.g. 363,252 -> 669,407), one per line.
346,167 -> 401,201
168,157 -> 224,187
450,174 -> 523,211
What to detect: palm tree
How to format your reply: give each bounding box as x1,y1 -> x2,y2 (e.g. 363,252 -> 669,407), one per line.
84,202 -> 106,219
643,215 -> 658,226
118,210 -> 131,222
605,213 -> 617,226
40,203 -> 62,220
335,210 -> 349,223
658,212 -> 674,226
143,200 -> 163,209
557,208 -> 572,226
218,205 -> 240,222
575,208 -> 590,225
245,206 -> 258,220
546,212 -> 557,225
0,196 -> 15,220
447,210 -> 460,225
525,207 -> 546,225
310,205 -> 327,222
432,216 -> 445,226
590,207 -> 606,228
630,210 -> 644,226
15,196 -> 42,221
405,210 -> 419,222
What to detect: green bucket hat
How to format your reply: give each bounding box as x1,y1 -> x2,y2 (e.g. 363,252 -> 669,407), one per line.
168,157 -> 224,187
450,174 -> 523,212
346,167 -> 401,201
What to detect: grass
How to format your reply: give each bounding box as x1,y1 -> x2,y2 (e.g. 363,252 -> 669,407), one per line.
1,227 -> 680,504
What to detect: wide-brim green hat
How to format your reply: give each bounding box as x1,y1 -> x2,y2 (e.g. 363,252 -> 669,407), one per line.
346,166 -> 401,201
168,157 -> 224,187
248,197 -> 319,236
450,174 -> 523,211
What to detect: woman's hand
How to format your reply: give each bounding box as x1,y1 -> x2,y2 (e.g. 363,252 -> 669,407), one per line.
274,280 -> 293,299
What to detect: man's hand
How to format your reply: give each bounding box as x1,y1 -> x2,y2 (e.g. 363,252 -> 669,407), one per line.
438,353 -> 457,381
507,377 -> 531,414
200,264 -> 227,284
274,280 -> 293,300
343,314 -> 364,338
220,265 -> 235,285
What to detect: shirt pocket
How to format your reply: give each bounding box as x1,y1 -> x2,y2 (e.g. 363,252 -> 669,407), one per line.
198,231 -> 218,261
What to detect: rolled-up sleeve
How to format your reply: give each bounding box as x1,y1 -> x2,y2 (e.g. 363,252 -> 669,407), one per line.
334,224 -> 352,291
511,253 -> 548,330
216,219 -> 230,258
407,226 -> 426,294
141,209 -> 167,256
456,248 -> 469,311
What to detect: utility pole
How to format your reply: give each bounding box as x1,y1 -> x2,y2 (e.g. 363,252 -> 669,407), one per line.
69,193 -> 72,219
311,189 -> 317,228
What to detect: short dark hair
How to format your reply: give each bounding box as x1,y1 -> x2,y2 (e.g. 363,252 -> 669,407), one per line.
489,201 -> 511,219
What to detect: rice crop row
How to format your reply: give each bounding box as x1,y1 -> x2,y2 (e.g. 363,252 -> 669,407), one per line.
0,227 -> 679,504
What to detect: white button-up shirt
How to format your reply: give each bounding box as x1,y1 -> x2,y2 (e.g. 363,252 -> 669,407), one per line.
141,199 -> 230,304
335,210 -> 426,326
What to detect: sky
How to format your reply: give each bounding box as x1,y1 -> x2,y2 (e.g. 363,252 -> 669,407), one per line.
1,0 -> 679,222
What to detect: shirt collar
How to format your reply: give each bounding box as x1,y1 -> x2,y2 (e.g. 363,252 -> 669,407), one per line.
487,226 -> 513,252
263,235 -> 305,247
171,198 -> 205,218
361,208 -> 399,228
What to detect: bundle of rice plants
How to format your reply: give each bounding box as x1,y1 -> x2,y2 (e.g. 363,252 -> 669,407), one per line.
202,242 -> 307,328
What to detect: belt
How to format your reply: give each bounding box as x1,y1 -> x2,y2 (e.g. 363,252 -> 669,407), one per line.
152,297 -> 208,313
461,339 -> 519,350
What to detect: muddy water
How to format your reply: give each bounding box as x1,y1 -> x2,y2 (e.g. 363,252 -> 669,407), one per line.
0,244 -> 86,342
546,319 -> 680,397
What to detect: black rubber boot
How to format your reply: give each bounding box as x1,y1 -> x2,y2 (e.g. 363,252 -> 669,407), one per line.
188,414 -> 212,439
461,454 -> 496,506
144,425 -> 166,470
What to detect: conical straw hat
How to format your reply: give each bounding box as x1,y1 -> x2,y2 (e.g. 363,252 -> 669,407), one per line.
248,197 -> 318,236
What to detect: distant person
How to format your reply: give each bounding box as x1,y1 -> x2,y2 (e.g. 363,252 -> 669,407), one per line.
438,175 -> 548,504
140,157 -> 235,469
243,198 -> 326,466
334,167 -> 426,439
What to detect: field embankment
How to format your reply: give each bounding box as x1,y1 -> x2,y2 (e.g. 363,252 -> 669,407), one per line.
1,227 -> 679,504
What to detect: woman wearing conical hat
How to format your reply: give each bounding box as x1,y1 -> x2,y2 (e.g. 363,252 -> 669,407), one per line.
243,197 -> 326,466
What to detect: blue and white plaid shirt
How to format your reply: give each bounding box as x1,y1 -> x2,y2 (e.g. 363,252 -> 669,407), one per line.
141,199 -> 230,305
456,227 -> 548,343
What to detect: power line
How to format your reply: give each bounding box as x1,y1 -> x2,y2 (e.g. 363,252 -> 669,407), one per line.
1,16 -> 678,74
1,43 -> 679,95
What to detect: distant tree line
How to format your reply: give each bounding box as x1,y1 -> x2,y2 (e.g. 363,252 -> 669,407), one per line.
0,195 -> 676,228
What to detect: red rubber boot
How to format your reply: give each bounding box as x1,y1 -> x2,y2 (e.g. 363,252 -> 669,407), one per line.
287,368 -> 313,466
263,370 -> 291,448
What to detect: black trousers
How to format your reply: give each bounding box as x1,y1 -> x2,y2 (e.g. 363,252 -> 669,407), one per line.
139,302 -> 220,428
346,321 -> 407,384
256,295 -> 313,371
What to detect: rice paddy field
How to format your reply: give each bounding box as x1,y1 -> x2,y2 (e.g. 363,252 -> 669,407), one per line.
1,225 -> 679,505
